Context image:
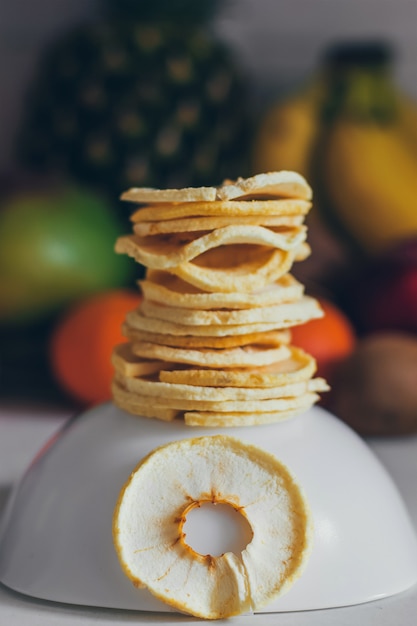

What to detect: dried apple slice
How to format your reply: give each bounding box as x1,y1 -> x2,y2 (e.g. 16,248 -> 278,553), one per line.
125,310 -> 291,337
159,347 -> 317,387
111,382 -> 179,421
184,408 -> 304,427
113,435 -> 312,619
122,324 -> 291,349
170,244 -> 310,294
133,214 -> 304,236
140,295 -> 323,326
139,272 -> 304,310
217,171 -> 313,201
121,186 -> 217,203
115,225 -> 307,270
130,198 -> 311,222
130,341 -> 291,369
111,343 -> 167,378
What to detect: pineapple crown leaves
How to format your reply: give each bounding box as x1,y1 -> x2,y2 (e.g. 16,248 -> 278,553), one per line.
102,0 -> 225,24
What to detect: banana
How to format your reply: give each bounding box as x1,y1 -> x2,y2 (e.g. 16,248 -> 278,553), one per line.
323,121 -> 417,255
398,95 -> 417,151
251,84 -> 322,179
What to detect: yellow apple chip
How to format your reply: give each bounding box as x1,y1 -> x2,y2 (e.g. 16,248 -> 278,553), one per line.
125,309 -> 292,337
218,171 -> 312,201
184,408 -> 304,427
114,370 -> 328,402
113,435 -> 312,618
170,244 -> 310,293
130,341 -> 291,369
159,347 -> 317,387
111,382 -> 179,421
139,271 -> 304,310
121,186 -> 217,203
140,295 -> 323,327
115,225 -> 307,270
122,324 -> 291,349
111,343 -> 167,378
130,198 -> 311,222
133,214 -> 304,236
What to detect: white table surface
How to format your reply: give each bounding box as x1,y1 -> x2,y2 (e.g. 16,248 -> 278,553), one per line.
1,405 -> 417,625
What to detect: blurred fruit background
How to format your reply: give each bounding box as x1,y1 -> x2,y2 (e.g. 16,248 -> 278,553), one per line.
1,0 -> 417,435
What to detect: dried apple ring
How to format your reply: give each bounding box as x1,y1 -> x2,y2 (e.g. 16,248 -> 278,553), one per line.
122,324 -> 291,349
113,435 -> 312,619
115,225 -> 307,270
120,185 -> 217,204
124,309 -> 291,337
170,244 -> 310,293
133,214 -> 304,236
139,272 -> 304,310
129,199 -> 311,222
217,171 -> 313,201
140,295 -> 323,326
129,340 -> 291,369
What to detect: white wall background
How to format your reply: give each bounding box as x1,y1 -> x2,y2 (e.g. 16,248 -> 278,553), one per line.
215,0 -> 417,99
0,0 -> 416,169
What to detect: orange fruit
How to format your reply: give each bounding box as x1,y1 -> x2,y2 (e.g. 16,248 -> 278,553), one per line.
50,289 -> 141,405
290,298 -> 356,378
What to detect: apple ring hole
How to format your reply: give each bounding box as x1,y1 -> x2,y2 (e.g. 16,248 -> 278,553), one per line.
183,501 -> 253,557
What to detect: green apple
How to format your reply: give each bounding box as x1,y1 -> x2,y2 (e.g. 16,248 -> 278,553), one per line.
0,186 -> 132,323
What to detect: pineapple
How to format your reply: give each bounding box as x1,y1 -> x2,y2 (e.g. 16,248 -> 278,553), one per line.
16,0 -> 250,198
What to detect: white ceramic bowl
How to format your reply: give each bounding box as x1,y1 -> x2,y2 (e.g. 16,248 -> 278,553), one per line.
0,403 -> 416,614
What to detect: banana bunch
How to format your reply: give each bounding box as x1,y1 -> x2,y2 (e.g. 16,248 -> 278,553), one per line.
322,112 -> 417,256
252,44 -> 417,257
399,96 -> 417,153
251,82 -> 323,180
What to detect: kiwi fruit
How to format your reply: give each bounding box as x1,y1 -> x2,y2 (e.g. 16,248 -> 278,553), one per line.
327,332 -> 417,436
